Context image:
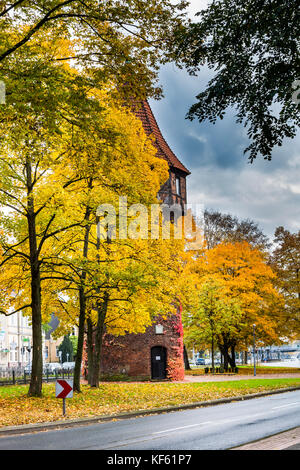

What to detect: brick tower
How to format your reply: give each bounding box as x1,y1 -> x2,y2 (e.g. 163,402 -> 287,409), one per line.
97,101 -> 190,380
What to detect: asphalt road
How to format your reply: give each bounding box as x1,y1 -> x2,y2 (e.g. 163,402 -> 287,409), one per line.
1,390 -> 300,450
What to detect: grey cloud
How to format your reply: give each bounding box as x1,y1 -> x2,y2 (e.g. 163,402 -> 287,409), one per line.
149,64 -> 300,239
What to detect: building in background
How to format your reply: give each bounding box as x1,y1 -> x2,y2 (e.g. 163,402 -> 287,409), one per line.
0,311 -> 42,368
44,314 -> 62,364
44,314 -> 78,364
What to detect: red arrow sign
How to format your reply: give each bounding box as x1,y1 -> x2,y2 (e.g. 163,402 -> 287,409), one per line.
55,379 -> 73,399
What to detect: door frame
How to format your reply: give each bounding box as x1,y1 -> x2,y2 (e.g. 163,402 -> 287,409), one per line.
151,345 -> 167,380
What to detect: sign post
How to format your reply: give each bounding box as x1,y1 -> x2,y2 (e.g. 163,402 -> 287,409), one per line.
55,379 -> 73,416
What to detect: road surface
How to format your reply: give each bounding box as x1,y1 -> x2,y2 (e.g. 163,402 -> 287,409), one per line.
1,389 -> 300,450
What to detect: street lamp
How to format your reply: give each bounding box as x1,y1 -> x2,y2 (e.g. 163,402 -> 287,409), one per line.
253,324 -> 256,376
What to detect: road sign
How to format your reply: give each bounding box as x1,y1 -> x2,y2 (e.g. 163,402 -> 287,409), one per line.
55,379 -> 73,399
56,379 -> 73,416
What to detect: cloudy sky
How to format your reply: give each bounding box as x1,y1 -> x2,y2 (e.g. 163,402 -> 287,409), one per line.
149,0 -> 300,240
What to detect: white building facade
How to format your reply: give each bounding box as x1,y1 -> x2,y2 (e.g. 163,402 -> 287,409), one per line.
0,312 -> 45,368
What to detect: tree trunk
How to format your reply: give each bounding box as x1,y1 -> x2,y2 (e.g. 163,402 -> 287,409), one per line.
28,263 -> 43,397
26,158 -> 43,397
208,317 -> 215,372
73,285 -> 86,392
90,293 -> 108,388
223,350 -> 230,370
86,316 -> 95,385
73,202 -> 92,392
211,335 -> 215,373
218,342 -> 230,371
89,221 -> 111,388
229,345 -> 236,368
183,344 -> 191,370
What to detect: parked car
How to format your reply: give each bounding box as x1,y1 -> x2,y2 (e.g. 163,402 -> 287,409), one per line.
62,362 -> 75,370
288,356 -> 298,362
24,364 -> 32,373
44,362 -> 62,373
195,358 -> 205,365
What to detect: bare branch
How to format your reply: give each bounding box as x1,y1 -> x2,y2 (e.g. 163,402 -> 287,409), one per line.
0,0 -> 27,18
0,0 -> 76,62
0,304 -> 32,316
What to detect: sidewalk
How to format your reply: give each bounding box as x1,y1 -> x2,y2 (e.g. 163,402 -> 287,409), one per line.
232,427 -> 300,450
182,372 -> 300,383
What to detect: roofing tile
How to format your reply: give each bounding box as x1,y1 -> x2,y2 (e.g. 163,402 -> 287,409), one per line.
133,100 -> 191,175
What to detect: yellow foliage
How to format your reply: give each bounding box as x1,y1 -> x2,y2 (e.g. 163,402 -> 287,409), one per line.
181,241 -> 285,349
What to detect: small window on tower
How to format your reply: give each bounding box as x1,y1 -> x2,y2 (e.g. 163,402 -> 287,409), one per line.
176,176 -> 181,196
155,324 -> 164,335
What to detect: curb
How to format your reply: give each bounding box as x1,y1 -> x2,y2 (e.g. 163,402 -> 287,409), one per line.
230,425 -> 300,450
1,385 -> 300,437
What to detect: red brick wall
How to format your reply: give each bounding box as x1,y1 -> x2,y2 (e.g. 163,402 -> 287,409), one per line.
159,170 -> 187,208
99,312 -> 184,380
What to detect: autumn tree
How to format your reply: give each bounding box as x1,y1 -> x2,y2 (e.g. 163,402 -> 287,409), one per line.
271,226 -> 300,336
182,241 -> 284,368
0,0 -> 192,397
40,88 -> 182,390
204,209 -> 270,250
0,37 -> 85,396
183,277 -> 242,371
0,33 -> 168,394
12,66 -> 189,393
48,188 -> 185,389
0,0 -> 188,100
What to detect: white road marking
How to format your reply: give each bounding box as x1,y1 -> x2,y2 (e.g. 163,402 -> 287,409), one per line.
152,421 -> 212,434
152,403 -> 300,436
88,395 -> 300,449
210,411 -> 273,426
272,402 -> 300,410
152,409 -> 280,435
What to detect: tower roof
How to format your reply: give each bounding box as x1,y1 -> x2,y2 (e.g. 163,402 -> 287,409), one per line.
133,100 -> 191,175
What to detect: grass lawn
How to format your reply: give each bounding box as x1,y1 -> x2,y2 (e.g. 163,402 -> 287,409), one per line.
186,366 -> 300,375
1,378 -> 300,428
